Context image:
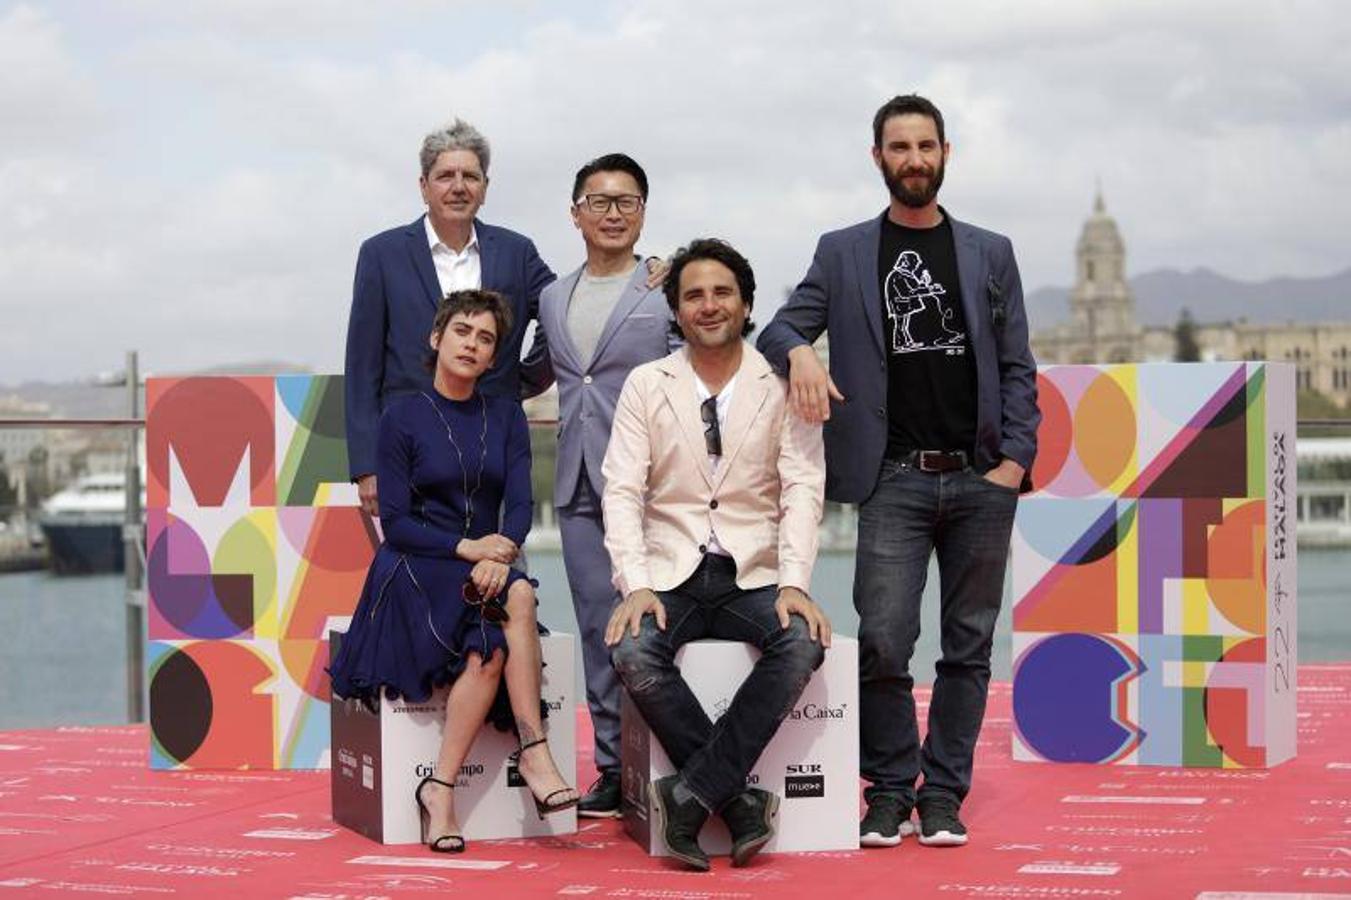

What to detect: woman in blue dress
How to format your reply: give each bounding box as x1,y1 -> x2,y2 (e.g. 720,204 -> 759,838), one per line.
330,289 -> 578,852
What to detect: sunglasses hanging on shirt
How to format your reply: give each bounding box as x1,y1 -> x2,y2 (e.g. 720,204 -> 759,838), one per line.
700,395 -> 722,457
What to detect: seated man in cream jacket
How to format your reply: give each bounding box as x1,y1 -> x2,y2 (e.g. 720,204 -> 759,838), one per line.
602,238 -> 831,872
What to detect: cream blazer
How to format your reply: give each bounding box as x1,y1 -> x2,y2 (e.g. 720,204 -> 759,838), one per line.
601,344 -> 825,597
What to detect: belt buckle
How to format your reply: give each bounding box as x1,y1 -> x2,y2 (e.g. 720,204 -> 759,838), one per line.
917,450 -> 944,473
918,450 -> 964,472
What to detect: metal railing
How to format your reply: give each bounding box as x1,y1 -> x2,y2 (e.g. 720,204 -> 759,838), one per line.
2,352 -> 143,721
0,418 -> 145,428
4,358 -> 1350,728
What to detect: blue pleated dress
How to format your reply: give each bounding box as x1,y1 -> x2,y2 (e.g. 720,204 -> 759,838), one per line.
329,390 -> 536,725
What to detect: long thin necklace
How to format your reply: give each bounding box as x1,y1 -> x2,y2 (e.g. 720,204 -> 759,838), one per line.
420,390 -> 489,533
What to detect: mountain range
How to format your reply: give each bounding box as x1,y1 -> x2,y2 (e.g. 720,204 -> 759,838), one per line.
0,362 -> 310,420
1026,266 -> 1351,331
3,270 -> 1348,418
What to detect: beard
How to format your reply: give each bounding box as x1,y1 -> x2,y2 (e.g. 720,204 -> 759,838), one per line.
680,314 -> 746,350
883,158 -> 946,208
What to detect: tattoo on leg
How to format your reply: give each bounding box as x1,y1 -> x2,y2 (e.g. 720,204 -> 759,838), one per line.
516,720 -> 541,746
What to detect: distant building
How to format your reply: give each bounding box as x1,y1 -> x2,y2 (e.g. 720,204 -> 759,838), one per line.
1032,191 -> 1141,365
1,394 -> 136,516
0,395 -> 51,479
57,431 -> 129,479
1031,192 -> 1351,407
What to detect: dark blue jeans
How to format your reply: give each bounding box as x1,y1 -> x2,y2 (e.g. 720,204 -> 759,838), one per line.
856,461 -> 1018,807
611,554 -> 825,811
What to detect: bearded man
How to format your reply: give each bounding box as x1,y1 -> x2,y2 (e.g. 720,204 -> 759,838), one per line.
757,93 -> 1039,849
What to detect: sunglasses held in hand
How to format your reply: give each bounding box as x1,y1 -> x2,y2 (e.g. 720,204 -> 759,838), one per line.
462,580 -> 510,623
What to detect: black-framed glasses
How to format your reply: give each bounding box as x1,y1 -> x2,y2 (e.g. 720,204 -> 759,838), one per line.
700,395 -> 722,457
575,193 -> 644,215
462,581 -> 510,624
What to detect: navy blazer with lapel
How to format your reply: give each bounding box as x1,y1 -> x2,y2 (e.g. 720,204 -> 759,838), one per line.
756,208 -> 1039,504
343,215 -> 555,480
522,262 -> 680,509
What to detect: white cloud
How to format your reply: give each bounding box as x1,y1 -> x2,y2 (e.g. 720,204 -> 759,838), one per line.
0,5 -> 101,152
0,0 -> 1347,384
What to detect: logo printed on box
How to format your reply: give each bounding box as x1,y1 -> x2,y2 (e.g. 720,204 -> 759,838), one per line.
784,776 -> 825,798
621,638 -> 858,853
414,762 -> 483,779
788,703 -> 847,721
330,632 -> 577,844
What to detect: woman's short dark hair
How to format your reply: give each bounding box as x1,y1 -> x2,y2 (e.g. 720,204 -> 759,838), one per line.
663,238 -> 756,338
424,289 -> 513,373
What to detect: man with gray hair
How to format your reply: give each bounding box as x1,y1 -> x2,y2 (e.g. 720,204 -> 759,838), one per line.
345,118 -> 555,519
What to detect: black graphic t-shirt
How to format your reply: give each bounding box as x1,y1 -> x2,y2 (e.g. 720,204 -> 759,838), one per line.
877,214 -> 977,459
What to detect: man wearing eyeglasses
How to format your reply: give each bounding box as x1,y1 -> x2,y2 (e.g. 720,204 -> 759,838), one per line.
519,153 -> 680,817
602,238 -> 831,870
345,118 -> 555,520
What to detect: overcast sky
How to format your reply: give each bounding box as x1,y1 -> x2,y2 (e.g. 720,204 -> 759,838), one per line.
1,0 -> 1347,384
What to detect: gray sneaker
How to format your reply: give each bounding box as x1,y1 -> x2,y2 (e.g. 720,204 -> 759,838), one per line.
859,795 -> 916,848
917,794 -> 968,847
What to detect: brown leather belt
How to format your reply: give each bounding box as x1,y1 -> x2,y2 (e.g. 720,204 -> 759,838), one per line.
895,449 -> 968,473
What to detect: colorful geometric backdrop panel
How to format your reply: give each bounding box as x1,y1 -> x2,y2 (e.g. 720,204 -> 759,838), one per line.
1012,362 -> 1297,768
146,375 -> 375,769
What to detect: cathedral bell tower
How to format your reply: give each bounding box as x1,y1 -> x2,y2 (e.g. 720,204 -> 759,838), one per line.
1069,188 -> 1139,362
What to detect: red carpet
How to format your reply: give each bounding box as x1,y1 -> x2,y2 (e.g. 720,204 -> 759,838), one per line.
2,667 -> 1350,899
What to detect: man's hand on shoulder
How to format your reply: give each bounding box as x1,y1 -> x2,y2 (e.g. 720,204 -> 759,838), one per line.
786,345 -> 843,424
605,588 -> 666,646
643,255 -> 671,289
356,474 -> 379,518
775,585 -> 832,647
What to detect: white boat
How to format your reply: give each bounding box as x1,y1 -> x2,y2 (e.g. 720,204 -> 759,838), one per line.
1298,437 -> 1351,547
39,473 -> 127,574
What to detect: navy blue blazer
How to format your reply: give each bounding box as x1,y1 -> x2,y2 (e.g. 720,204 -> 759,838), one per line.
344,215 -> 555,480
757,209 -> 1039,504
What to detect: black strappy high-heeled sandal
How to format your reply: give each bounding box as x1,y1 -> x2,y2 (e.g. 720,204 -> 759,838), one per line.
414,776 -> 466,852
510,737 -> 581,819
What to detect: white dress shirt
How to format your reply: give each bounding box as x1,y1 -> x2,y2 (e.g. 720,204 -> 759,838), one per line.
424,215 -> 481,296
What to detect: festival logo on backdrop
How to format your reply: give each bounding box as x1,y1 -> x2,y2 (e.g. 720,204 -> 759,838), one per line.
1011,362 -> 1296,768
145,375 -> 376,770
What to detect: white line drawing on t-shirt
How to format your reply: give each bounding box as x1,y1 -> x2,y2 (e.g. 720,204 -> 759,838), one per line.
884,249 -> 965,354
